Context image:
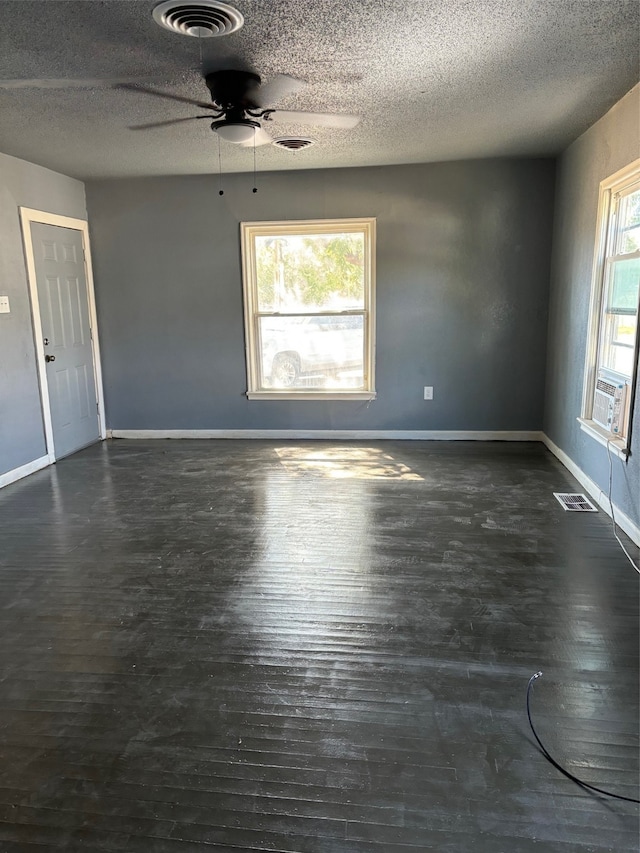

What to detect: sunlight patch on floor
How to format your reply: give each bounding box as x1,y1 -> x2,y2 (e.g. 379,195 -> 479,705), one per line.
274,446 -> 424,481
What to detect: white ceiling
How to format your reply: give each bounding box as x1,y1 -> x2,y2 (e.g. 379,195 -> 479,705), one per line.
0,0 -> 638,180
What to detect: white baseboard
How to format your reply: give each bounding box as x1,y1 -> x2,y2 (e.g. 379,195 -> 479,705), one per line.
0,455 -> 51,489
542,434 -> 640,547
110,429 -> 544,441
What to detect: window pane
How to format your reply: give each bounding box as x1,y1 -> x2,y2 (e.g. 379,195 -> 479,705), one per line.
255,233 -> 365,312
607,257 -> 640,313
621,189 -> 640,227
616,189 -> 640,254
259,314 -> 365,390
602,313 -> 637,377
620,224 -> 640,254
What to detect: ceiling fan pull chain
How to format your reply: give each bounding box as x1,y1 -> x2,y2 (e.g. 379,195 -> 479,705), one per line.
252,137 -> 258,194
217,135 -> 224,196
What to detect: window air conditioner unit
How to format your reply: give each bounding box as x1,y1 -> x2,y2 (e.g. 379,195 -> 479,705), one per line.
592,371 -> 627,435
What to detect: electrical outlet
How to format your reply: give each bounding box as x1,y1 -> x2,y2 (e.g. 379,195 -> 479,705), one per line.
0,296 -> 10,314
424,386 -> 433,400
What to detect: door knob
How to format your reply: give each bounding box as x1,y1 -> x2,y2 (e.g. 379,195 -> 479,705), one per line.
45,354 -> 56,363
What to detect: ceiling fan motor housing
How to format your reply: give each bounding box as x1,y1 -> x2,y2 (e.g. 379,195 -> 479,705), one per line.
205,70 -> 262,109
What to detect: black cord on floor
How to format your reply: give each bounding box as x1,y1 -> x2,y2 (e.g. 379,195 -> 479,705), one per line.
527,672 -> 640,803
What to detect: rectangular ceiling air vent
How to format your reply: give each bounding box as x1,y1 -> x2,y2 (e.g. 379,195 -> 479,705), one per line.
553,492 -> 598,512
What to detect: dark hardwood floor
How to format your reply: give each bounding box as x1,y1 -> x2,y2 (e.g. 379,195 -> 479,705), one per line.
0,439 -> 638,852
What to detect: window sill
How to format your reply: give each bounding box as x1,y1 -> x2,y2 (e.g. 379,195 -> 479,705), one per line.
577,418 -> 630,459
247,391 -> 377,402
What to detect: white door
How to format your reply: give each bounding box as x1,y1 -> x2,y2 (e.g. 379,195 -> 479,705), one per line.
30,222 -> 100,459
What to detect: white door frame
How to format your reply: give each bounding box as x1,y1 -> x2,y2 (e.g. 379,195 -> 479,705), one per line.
20,207 -> 107,461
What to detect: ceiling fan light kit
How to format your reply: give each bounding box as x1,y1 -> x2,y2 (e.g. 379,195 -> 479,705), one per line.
213,120 -> 259,144
152,0 -> 244,37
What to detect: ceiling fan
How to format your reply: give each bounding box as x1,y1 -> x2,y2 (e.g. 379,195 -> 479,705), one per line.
122,69 -> 361,145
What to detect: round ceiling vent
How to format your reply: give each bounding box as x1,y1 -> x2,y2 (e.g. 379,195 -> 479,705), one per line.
272,137 -> 316,151
152,1 -> 244,37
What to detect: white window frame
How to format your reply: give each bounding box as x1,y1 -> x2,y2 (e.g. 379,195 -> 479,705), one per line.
579,159 -> 640,457
241,218 -> 376,401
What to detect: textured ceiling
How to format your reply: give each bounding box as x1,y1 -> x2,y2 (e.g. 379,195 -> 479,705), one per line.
0,0 -> 638,179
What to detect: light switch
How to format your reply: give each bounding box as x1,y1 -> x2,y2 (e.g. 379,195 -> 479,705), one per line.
0,296 -> 10,314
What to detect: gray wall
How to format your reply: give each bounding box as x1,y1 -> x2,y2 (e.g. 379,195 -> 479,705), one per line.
545,84 -> 639,528
0,152 -> 87,476
86,158 -> 555,433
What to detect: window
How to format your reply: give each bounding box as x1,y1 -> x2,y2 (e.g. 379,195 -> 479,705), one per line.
581,160 -> 640,451
241,218 -> 376,400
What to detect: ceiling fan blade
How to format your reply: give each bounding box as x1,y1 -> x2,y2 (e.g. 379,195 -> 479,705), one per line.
0,77 -> 161,89
128,116 -> 213,131
116,83 -> 215,111
238,127 -> 273,147
268,109 -> 360,129
252,74 -> 306,107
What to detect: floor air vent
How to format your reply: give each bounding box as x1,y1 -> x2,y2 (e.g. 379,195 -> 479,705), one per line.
553,493 -> 597,512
